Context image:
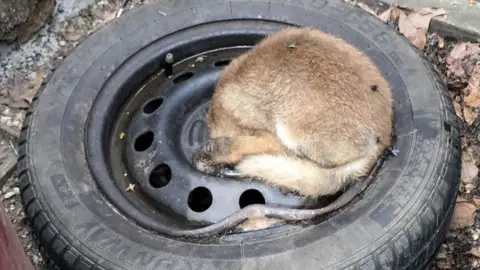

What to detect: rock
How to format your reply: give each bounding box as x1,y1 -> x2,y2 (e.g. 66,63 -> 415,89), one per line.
450,202 -> 477,230
3,187 -> 19,199
436,250 -> 447,259
0,0 -> 56,43
0,0 -> 38,39
32,255 -> 39,265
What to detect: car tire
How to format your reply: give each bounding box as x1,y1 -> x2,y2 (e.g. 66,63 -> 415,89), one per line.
18,0 -> 461,269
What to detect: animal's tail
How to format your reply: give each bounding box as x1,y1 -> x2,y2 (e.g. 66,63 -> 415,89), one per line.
235,154 -> 370,198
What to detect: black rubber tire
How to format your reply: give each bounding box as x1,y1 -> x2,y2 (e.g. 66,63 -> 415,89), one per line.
18,0 -> 461,269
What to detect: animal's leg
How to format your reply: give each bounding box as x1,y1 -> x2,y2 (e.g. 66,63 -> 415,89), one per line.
192,131 -> 287,174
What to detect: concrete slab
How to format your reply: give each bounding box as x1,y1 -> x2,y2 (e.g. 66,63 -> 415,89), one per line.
357,0 -> 480,42
389,0 -> 480,41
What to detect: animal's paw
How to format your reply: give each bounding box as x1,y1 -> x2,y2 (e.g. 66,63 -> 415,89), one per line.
192,137 -> 236,175
192,148 -> 216,174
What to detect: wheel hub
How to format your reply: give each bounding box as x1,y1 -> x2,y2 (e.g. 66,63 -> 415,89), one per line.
124,48 -> 317,224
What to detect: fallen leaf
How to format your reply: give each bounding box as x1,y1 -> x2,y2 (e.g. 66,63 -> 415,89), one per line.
7,71 -> 45,109
125,184 -> 135,192
377,4 -> 412,23
471,247 -> 480,258
436,250 -> 447,259
463,106 -> 477,125
438,36 -> 445,49
398,8 -> 447,49
461,159 -> 479,184
465,183 -> 476,193
465,61 -> 480,107
473,259 -> 480,269
446,43 -> 480,89
453,100 -> 464,119
102,11 -> 117,22
473,196 -> 480,207
450,202 -> 477,230
465,92 -> 480,108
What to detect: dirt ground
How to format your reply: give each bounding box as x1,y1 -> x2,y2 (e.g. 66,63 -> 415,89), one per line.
422,33 -> 480,270
0,0 -> 479,269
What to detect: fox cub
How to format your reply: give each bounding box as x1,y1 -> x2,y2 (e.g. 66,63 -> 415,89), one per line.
192,27 -> 393,198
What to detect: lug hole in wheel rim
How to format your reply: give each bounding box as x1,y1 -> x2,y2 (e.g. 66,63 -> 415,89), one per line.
239,189 -> 265,208
143,98 -> 163,114
173,72 -> 194,84
149,164 -> 171,188
214,59 -> 231,67
134,131 -> 154,151
188,187 -> 213,212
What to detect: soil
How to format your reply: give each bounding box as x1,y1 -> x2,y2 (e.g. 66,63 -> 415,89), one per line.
0,1 -> 478,269
423,33 -> 480,270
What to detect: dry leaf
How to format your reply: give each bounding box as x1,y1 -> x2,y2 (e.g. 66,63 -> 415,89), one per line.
125,184 -> 135,192
377,4 -> 412,23
446,43 -> 480,89
450,202 -> 477,230
463,106 -> 477,125
398,8 -> 447,49
473,196 -> 480,207
461,159 -> 479,184
7,71 -> 45,109
102,11 -> 117,22
471,247 -> 480,258
438,36 -> 445,49
465,92 -> 480,108
454,100 -> 463,118
464,62 -> 480,107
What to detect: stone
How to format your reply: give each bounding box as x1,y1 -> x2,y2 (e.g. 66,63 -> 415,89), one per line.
450,202 -> 477,230
0,0 -> 38,39
3,190 -> 17,199
0,0 -> 56,43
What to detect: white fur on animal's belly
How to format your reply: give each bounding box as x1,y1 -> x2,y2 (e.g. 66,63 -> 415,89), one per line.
275,121 -> 299,151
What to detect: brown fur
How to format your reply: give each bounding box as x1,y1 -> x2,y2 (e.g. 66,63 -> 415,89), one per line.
192,27 -> 393,198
